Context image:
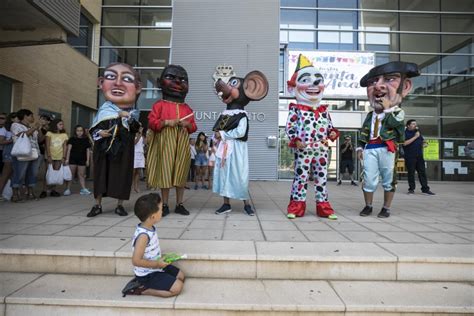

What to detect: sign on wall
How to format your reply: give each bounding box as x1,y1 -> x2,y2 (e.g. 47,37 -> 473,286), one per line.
423,139 -> 439,161
288,51 -> 375,98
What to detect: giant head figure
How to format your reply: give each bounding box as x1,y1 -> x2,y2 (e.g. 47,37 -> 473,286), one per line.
99,63 -> 142,108
214,69 -> 269,110
158,64 -> 189,103
287,54 -> 324,107
360,61 -> 419,113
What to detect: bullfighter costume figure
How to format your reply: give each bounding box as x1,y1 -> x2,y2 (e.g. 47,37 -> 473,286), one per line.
212,67 -> 269,216
357,61 -> 419,218
147,65 -> 197,216
87,62 -> 141,217
286,54 -> 339,220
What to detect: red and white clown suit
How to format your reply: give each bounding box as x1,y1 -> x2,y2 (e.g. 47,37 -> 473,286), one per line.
286,54 -> 339,220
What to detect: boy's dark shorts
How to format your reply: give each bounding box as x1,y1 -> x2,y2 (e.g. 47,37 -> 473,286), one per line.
136,265 -> 180,291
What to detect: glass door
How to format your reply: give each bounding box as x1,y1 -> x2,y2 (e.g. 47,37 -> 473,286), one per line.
335,130 -> 360,182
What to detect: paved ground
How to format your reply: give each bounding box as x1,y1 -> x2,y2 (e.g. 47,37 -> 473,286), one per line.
0,180 -> 473,244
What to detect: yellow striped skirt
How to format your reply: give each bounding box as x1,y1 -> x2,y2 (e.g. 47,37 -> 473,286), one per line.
146,127 -> 191,189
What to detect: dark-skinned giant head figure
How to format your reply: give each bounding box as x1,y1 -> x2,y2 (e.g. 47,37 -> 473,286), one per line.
158,64 -> 189,103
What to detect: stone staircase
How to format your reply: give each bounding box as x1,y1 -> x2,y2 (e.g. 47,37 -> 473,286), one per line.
0,237 -> 473,315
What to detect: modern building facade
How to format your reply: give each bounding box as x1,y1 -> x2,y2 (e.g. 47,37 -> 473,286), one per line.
1,0 -> 472,181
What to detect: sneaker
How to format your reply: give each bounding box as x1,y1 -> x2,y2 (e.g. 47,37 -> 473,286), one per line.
50,190 -> 60,197
215,203 -> 232,215
80,188 -> 91,195
408,190 -> 415,195
175,203 -> 190,216
87,205 -> 102,217
422,190 -> 436,196
63,189 -> 71,196
115,205 -> 128,216
39,191 -> 47,199
377,207 -> 390,218
162,204 -> 170,217
243,204 -> 255,216
359,205 -> 373,217
351,181 -> 358,186
336,180 -> 342,186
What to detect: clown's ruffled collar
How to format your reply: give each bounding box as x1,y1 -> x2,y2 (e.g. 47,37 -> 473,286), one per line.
221,109 -> 247,116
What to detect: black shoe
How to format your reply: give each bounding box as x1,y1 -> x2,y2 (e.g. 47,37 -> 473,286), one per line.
215,203 -> 232,215
359,206 -> 373,217
408,190 -> 415,195
377,207 -> 390,218
175,203 -> 190,216
121,278 -> 146,297
115,205 -> 128,216
243,204 -> 255,216
162,204 -> 170,217
351,181 -> 358,186
50,190 -> 60,197
422,190 -> 436,196
336,180 -> 342,186
87,205 -> 102,217
39,191 -> 47,199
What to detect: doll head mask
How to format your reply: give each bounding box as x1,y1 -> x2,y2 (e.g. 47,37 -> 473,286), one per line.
214,70 -> 269,110
360,61 -> 419,113
287,54 -> 325,106
158,65 -> 189,103
99,63 -> 142,108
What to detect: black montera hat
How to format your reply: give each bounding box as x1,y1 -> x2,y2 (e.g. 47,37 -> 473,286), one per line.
360,61 -> 420,87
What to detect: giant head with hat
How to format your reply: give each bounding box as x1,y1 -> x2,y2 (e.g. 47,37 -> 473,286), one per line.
360,61 -> 419,113
287,54 -> 325,106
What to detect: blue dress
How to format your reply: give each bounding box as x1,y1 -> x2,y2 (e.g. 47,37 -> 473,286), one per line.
213,116 -> 249,200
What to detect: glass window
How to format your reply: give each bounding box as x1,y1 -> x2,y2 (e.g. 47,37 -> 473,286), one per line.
101,28 -> 139,46
442,15 -> 474,33
441,76 -> 473,96
140,8 -> 172,27
374,53 -> 399,66
405,116 -> 439,137
100,48 -> 138,67
400,34 -> 440,53
137,89 -> 162,110
280,9 -> 316,29
441,35 -> 473,53
140,29 -> 171,46
400,14 -> 439,32
401,54 -> 440,74
441,0 -> 474,12
442,97 -> 474,117
400,0 -> 439,11
104,0 -> 172,5
102,8 -> 139,26
410,75 -> 441,95
318,0 -> 356,8
288,30 -> 315,45
318,31 -> 356,50
138,48 -> 170,67
67,13 -> 93,58
0,76 -> 12,114
280,0 -> 316,7
441,54 -> 472,76
360,0 -> 397,10
442,118 -> 474,138
358,32 -> 398,52
403,95 -> 439,116
442,161 -> 474,181
359,11 -> 398,31
139,69 -> 163,89
324,99 -> 354,111
318,11 -> 357,30
143,0 -> 172,5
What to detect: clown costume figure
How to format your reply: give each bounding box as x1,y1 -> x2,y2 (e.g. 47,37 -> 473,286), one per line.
357,61 -> 419,219
286,54 -> 339,220
87,63 -> 141,217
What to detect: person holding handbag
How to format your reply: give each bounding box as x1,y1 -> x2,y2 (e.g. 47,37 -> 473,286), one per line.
10,109 -> 41,202
46,119 -> 70,197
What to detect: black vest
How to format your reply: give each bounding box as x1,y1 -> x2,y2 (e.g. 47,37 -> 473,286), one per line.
212,113 -> 249,142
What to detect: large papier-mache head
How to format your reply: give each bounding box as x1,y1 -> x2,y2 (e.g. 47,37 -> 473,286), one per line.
287,54 -> 325,106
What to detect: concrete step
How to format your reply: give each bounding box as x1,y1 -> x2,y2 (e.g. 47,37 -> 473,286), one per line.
1,272 -> 472,316
0,236 -> 472,282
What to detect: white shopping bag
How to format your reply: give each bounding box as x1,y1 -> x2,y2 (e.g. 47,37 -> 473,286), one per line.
46,164 -> 64,186
63,165 -> 73,181
2,180 -> 12,201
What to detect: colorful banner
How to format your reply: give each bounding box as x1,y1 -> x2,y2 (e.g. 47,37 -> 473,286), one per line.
288,51 -> 375,98
423,139 -> 439,161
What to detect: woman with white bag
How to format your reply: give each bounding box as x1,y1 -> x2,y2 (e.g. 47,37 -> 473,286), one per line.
10,109 -> 41,202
